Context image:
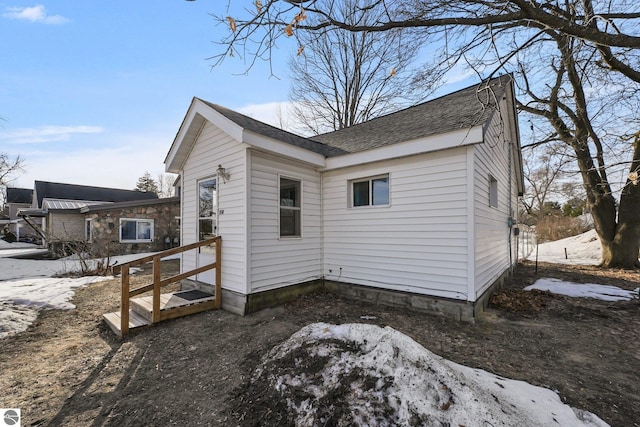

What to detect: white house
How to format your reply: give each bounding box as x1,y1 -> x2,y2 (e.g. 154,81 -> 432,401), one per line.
164,75 -> 524,320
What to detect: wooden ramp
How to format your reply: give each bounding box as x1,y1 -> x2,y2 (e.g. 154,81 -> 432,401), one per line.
103,290 -> 217,336
103,237 -> 222,337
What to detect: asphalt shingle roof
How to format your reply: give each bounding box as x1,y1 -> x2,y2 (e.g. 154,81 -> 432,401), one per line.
199,100 -> 348,158
311,75 -> 512,153
6,188 -> 33,204
34,181 -> 158,208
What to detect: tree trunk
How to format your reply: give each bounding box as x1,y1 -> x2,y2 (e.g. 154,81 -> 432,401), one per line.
599,224 -> 640,268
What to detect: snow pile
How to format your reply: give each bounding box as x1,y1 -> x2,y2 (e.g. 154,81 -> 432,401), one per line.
528,229 -> 602,265
240,323 -> 608,427
525,278 -> 639,302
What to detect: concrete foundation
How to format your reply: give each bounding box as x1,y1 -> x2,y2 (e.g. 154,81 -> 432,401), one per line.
180,267 -> 511,321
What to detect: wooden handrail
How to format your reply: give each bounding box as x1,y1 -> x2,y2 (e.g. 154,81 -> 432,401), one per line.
119,236 -> 221,335
112,237 -> 219,274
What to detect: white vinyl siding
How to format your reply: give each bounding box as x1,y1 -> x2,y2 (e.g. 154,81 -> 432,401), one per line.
180,121 -> 247,294
323,149 -> 470,301
473,99 -> 518,298
249,151 -> 322,292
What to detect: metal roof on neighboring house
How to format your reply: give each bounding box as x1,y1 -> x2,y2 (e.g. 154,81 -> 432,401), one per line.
34,181 -> 158,208
81,196 -> 180,213
42,199 -> 111,210
311,75 -> 512,153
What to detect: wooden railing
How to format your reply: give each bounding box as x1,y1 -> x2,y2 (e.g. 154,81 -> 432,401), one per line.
117,236 -> 221,335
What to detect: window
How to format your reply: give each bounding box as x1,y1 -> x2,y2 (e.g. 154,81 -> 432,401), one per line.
489,175 -> 498,208
85,218 -> 93,242
198,177 -> 217,240
279,176 -> 301,237
351,174 -> 389,207
120,219 -> 154,242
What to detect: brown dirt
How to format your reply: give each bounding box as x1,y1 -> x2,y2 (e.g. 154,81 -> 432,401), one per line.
0,259 -> 638,426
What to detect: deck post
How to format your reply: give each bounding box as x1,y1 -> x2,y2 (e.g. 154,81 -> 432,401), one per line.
152,256 -> 161,323
121,265 -> 130,335
215,237 -> 222,308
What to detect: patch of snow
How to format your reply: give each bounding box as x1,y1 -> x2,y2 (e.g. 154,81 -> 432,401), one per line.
525,278 -> 639,302
0,276 -> 110,338
527,229 -> 602,265
0,240 -> 39,250
257,323 -> 609,426
0,250 -> 179,339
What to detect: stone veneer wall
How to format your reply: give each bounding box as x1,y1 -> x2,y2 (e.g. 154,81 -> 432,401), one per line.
87,201 -> 180,256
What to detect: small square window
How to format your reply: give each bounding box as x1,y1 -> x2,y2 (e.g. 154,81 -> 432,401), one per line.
489,175 -> 498,208
351,174 -> 389,207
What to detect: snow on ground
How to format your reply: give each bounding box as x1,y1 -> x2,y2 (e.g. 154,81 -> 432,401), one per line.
527,229 -> 602,265
0,244 -> 179,339
522,229 -> 640,301
525,278 -> 639,302
0,276 -> 108,339
252,323 -> 609,426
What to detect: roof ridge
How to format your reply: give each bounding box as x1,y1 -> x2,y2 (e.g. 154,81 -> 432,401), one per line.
313,74 -> 512,140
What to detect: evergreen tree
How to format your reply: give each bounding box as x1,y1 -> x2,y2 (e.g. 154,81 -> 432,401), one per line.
135,171 -> 159,194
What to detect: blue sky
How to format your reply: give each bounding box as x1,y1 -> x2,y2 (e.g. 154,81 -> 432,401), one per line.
0,1 -> 298,190
0,1 -> 474,192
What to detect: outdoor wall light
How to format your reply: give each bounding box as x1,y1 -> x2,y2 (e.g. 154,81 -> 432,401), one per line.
217,164 -> 230,183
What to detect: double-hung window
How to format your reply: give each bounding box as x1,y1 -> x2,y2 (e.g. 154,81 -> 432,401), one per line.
279,176 -> 301,238
351,174 -> 389,207
120,218 -> 154,243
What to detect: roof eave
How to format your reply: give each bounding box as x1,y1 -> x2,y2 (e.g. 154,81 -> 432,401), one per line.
243,130 -> 327,167
324,126 -> 484,171
164,98 -> 244,173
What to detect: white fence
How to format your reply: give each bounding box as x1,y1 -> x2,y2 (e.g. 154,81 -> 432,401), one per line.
516,224 -> 536,260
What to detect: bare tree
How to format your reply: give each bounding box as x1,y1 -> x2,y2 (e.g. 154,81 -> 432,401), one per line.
0,153 -> 24,187
157,173 -> 177,198
521,142 -> 577,223
211,1 -> 640,268
287,0 -> 432,135
0,153 -> 25,208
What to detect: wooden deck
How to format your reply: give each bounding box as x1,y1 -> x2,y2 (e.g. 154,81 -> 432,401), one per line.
103,237 -> 222,337
103,290 -> 217,336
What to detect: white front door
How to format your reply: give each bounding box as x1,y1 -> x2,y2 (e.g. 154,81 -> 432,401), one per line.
197,177 -> 217,284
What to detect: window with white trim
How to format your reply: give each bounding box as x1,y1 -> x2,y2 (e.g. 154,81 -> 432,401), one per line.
120,218 -> 154,243
489,175 -> 498,208
351,174 -> 389,207
279,176 -> 301,237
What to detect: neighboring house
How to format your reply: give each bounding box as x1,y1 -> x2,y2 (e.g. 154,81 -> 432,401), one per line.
3,187 -> 41,242
18,181 -> 165,255
164,75 -> 525,320
81,196 -> 180,256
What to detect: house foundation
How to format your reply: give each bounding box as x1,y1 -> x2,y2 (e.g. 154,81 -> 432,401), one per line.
181,267 -> 511,321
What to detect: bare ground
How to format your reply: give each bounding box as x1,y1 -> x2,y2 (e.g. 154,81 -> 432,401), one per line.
0,259 -> 638,427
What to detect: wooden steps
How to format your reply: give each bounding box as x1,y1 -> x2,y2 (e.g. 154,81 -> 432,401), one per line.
103,290 -> 216,337
103,310 -> 151,336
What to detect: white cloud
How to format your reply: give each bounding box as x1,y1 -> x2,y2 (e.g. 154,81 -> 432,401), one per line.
13,131 -> 172,190
2,4 -> 69,24
0,125 -> 104,144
